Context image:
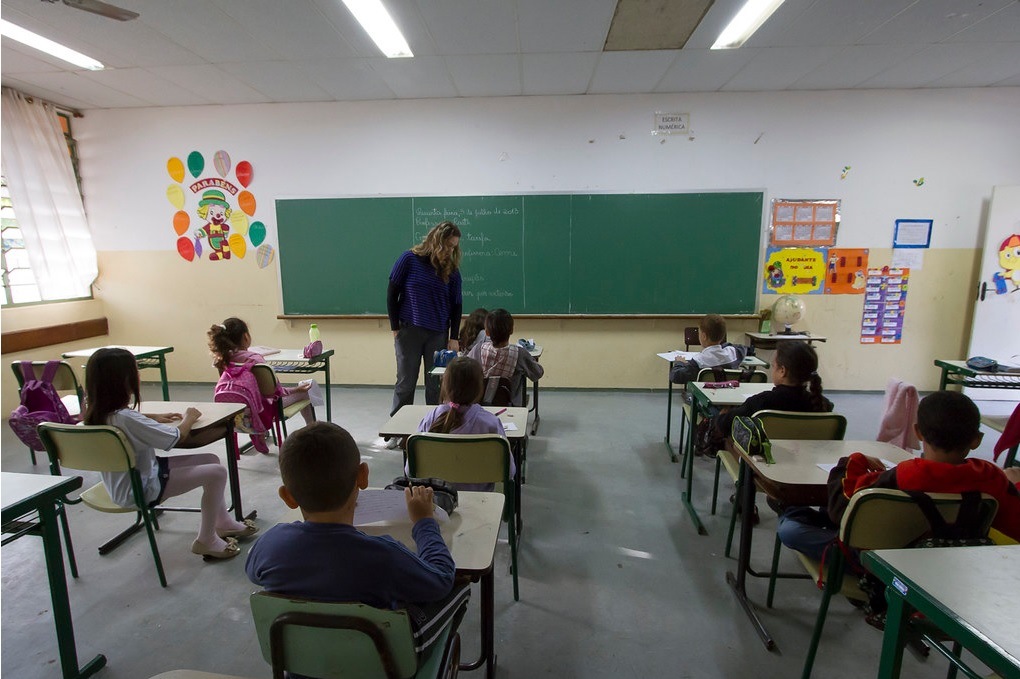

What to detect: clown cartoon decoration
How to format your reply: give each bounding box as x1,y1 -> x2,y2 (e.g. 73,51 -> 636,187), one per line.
994,233 -> 1020,294
195,189 -> 232,260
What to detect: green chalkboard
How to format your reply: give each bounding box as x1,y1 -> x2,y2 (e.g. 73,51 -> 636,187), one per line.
277,192 -> 762,315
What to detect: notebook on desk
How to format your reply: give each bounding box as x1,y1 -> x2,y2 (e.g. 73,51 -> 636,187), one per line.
248,346 -> 281,357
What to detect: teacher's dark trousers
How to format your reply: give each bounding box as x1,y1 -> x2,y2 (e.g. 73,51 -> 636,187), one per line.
392,323 -> 447,415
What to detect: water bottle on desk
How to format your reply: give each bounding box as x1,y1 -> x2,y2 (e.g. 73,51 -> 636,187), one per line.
304,323 -> 323,358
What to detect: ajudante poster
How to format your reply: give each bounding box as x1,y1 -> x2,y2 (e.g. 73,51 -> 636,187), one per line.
824,248 -> 869,294
860,267 -> 910,344
762,247 -> 827,295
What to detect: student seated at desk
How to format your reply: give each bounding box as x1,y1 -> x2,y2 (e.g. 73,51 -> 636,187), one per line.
670,313 -> 746,384
415,356 -> 513,491
467,308 -> 543,407
459,307 -> 489,354
246,422 -> 469,665
776,391 -> 1020,561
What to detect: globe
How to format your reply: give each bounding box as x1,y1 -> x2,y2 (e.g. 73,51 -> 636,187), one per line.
772,295 -> 805,334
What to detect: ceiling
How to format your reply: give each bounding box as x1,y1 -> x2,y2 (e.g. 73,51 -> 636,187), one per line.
2,0 -> 1019,110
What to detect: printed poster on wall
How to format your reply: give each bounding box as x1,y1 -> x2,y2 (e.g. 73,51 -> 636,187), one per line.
762,247 -> 827,295
860,267 -> 910,344
824,248 -> 869,294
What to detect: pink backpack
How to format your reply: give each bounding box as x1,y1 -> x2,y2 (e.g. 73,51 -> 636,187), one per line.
9,361 -> 77,451
214,361 -> 269,434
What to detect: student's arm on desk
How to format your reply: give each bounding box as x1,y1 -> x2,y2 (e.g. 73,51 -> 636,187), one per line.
396,487 -> 456,600
518,349 -> 543,380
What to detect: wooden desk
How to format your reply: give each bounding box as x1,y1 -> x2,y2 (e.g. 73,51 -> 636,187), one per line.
745,332 -> 827,350
283,490 -> 505,679
681,382 -> 773,535
63,345 -> 174,400
934,359 -> 1020,391
140,401 -> 249,522
864,545 -> 1020,679
2,472 -> 106,679
262,349 -> 336,421
729,439 -> 913,650
658,353 -> 770,463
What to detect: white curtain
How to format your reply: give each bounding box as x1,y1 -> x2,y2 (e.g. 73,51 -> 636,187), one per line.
0,88 -> 97,299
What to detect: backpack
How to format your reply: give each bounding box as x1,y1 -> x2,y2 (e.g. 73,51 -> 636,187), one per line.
731,416 -> 774,463
9,361 -> 77,451
214,361 -> 268,434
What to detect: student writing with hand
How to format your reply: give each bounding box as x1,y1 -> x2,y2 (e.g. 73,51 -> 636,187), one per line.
670,313 -> 745,384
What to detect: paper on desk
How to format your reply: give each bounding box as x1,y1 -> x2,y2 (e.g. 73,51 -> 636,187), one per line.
502,422 -> 518,431
355,488 -> 449,525
248,346 -> 281,356
816,459 -> 898,473
658,351 -> 698,361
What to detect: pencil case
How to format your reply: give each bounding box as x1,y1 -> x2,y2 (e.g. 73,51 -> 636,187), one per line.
704,380 -> 740,389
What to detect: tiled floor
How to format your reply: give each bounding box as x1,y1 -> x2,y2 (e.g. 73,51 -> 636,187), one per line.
1,384 -> 1014,678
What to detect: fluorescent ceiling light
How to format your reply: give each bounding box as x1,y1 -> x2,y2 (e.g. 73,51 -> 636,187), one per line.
342,0 -> 413,58
1,19 -> 104,70
711,0 -> 786,49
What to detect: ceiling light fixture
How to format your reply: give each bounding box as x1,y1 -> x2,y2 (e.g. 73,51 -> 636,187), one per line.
341,0 -> 413,58
0,19 -> 105,70
711,0 -> 786,50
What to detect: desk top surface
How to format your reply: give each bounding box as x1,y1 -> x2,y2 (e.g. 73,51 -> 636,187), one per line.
380,405 -> 528,438
867,545 -> 1020,668
62,345 -> 173,358
139,401 -> 244,429
746,439 -> 912,487
689,381 -> 773,406
746,332 -> 827,342
281,490 -> 505,573
262,348 -> 335,363
656,352 -> 769,368
1,472 -> 82,518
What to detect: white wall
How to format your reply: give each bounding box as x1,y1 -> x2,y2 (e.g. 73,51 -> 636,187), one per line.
5,88 -> 1016,400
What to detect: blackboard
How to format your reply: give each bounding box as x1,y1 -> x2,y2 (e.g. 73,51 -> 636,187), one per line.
276,192 -> 762,315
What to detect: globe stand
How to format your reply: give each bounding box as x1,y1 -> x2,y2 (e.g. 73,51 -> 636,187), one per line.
778,324 -> 798,335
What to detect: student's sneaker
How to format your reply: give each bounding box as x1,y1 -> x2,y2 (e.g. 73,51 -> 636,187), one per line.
385,436 -> 402,450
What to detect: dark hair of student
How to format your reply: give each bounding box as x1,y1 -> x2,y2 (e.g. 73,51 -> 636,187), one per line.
207,317 -> 249,372
484,308 -> 514,345
83,348 -> 140,426
700,314 -> 727,344
916,391 -> 980,453
430,357 -> 485,434
459,307 -> 488,350
775,341 -> 827,412
279,422 -> 361,513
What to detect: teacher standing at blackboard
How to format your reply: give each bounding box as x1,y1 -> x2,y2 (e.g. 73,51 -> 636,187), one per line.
387,221 -> 463,415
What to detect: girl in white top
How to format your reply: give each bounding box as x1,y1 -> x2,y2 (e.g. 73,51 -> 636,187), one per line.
83,348 -> 257,560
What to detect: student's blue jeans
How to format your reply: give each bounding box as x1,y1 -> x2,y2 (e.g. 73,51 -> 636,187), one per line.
776,506 -> 838,561
392,323 -> 447,416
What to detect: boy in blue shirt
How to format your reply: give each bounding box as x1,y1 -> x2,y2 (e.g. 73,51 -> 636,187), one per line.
245,422 -> 468,663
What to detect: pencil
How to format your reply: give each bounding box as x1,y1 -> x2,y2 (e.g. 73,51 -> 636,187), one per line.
494,408 -> 507,416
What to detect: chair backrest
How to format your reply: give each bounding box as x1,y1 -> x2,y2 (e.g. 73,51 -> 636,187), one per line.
37,422 -> 138,473
753,410 -> 848,440
683,326 -> 700,351
481,376 -> 513,407
250,363 -> 279,398
11,360 -> 83,396
406,433 -> 510,485
250,591 -> 418,679
696,367 -> 768,383
840,488 -> 998,550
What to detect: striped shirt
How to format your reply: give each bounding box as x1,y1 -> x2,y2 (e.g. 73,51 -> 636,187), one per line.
388,251 -> 462,336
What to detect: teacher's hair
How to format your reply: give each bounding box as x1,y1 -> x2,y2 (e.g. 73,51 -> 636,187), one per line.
412,220 -> 461,282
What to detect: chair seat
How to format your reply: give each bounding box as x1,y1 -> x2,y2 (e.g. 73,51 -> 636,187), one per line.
980,414 -> 1008,433
148,672 -> 259,679
81,482 -> 135,514
282,397 -> 311,420
718,449 -> 740,482
795,552 -> 867,602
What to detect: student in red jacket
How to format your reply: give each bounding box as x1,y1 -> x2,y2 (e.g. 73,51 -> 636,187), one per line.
777,390 -> 1020,559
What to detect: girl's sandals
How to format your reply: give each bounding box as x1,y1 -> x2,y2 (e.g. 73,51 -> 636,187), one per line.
218,519 -> 259,540
191,537 -> 240,560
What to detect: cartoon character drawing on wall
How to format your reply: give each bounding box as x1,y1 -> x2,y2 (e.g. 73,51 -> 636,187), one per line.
994,233 -> 1020,294
194,189 -> 232,260
851,270 -> 866,290
767,261 -> 786,289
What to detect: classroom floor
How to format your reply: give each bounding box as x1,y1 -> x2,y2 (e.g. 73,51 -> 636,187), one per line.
1,385 -> 1014,679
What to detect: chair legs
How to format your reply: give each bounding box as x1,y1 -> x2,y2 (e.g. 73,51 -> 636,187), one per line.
504,492 -> 520,602
56,502 -> 79,579
140,506 -> 168,588
28,446 -> 37,465
711,457 -> 722,515
801,551 -> 844,679
766,534 -> 782,608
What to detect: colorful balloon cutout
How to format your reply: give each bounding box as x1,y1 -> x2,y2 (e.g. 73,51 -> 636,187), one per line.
229,210 -> 249,236
187,151 -> 204,178
256,244 -> 275,269
172,210 -> 190,236
248,221 -> 267,247
167,157 -> 185,183
176,237 -> 195,262
213,150 -> 231,178
166,184 -> 185,209
228,233 -> 247,259
194,237 -> 203,258
238,191 -> 256,216
235,160 -> 253,188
